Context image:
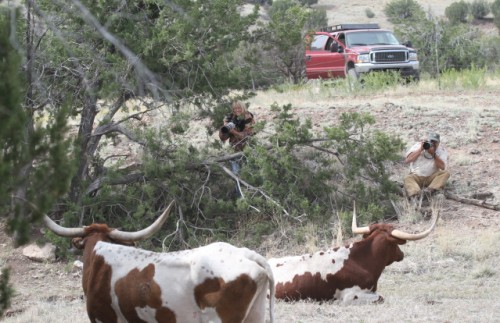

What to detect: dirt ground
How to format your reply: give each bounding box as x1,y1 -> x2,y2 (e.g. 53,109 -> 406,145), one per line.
1,80 -> 499,322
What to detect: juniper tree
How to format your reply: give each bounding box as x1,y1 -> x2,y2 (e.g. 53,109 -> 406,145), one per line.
0,5 -> 74,246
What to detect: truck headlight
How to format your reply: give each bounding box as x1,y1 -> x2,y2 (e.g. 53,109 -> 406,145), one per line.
357,54 -> 370,63
409,52 -> 418,61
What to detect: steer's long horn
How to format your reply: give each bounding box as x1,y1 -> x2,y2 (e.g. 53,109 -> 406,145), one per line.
44,215 -> 86,237
18,197 -> 86,238
351,201 -> 371,235
109,200 -> 175,241
391,209 -> 440,241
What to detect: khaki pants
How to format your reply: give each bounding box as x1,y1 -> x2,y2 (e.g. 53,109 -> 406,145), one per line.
404,170 -> 450,197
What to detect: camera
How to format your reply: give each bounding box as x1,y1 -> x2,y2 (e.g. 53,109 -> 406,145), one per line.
422,141 -> 432,150
221,122 -> 236,134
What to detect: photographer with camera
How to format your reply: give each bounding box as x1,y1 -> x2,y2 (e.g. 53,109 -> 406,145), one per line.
219,101 -> 255,152
404,132 -> 450,202
219,101 -> 255,198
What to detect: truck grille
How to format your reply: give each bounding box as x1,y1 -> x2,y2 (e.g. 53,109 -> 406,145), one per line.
372,51 -> 407,63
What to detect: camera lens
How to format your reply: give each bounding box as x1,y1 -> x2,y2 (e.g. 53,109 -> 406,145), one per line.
423,142 -> 431,150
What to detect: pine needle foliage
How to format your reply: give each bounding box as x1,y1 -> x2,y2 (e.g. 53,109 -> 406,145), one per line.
0,268 -> 14,318
0,8 -> 75,246
47,101 -> 405,254
3,1 -> 407,256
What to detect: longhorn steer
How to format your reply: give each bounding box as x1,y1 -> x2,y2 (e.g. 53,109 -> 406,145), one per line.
44,201 -> 275,323
268,205 -> 439,304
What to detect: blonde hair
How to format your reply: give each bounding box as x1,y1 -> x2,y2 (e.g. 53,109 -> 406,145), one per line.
232,101 -> 247,114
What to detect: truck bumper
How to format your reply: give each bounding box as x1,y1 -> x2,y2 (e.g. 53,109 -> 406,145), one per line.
355,61 -> 420,78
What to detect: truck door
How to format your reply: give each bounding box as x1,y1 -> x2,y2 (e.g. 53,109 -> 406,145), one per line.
305,33 -> 345,79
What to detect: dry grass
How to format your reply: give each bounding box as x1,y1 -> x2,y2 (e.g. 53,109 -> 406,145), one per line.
273,225 -> 500,323
4,225 -> 498,323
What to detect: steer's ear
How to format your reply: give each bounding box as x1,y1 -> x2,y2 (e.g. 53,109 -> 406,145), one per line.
388,235 -> 407,245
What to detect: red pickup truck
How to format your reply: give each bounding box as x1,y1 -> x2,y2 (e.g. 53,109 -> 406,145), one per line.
305,24 -> 420,82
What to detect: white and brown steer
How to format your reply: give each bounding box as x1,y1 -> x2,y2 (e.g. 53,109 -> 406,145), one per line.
268,205 -> 439,304
44,201 -> 275,323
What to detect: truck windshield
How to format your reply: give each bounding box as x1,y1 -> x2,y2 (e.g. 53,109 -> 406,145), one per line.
345,31 -> 400,47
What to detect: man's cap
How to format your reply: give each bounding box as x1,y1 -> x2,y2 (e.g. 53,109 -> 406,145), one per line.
428,132 -> 440,142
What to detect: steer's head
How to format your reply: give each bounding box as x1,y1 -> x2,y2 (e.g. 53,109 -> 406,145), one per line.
70,224 -> 136,250
44,201 -> 175,251
351,202 -> 440,266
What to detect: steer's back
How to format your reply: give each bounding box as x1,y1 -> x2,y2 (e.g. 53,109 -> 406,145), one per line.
268,246 -> 352,301
90,241 -> 274,323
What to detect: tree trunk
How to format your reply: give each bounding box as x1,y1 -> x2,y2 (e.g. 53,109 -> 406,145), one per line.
69,92 -> 98,204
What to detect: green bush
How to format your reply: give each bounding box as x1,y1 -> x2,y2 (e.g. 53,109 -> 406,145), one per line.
478,35 -> 500,71
445,1 -> 470,24
438,66 -> 487,89
470,0 -> 490,19
298,0 -> 318,6
358,71 -> 405,92
0,268 -> 13,318
492,0 -> 500,31
304,6 -> 328,30
392,16 -> 498,75
365,8 -> 375,18
384,0 -> 425,24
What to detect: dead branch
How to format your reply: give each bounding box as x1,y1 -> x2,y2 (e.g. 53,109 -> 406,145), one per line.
161,204 -> 189,251
92,123 -> 146,145
191,165 -> 212,220
394,181 -> 499,211
444,192 -> 499,211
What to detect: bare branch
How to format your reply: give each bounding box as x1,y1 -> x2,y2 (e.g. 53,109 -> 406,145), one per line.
217,164 -> 302,221
86,172 -> 145,195
191,165 -> 212,220
303,143 -> 343,164
92,123 -> 146,145
161,204 -> 190,251
100,91 -> 134,123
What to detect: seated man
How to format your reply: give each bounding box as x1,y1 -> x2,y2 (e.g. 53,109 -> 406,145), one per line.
404,132 -> 450,201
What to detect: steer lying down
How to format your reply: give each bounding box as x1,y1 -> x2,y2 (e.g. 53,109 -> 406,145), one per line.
44,200 -> 275,323
269,204 -> 440,304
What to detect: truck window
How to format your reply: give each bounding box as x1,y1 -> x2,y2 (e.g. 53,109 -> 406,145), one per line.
337,33 -> 346,46
325,37 -> 335,51
346,31 -> 400,47
310,35 -> 329,51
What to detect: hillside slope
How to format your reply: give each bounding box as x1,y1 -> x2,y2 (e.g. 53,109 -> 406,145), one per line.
317,0 -> 467,28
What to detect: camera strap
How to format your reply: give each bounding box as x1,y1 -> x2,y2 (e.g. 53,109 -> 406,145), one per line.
423,151 -> 434,159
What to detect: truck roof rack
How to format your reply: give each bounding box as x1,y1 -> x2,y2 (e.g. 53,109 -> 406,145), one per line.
320,24 -> 380,32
